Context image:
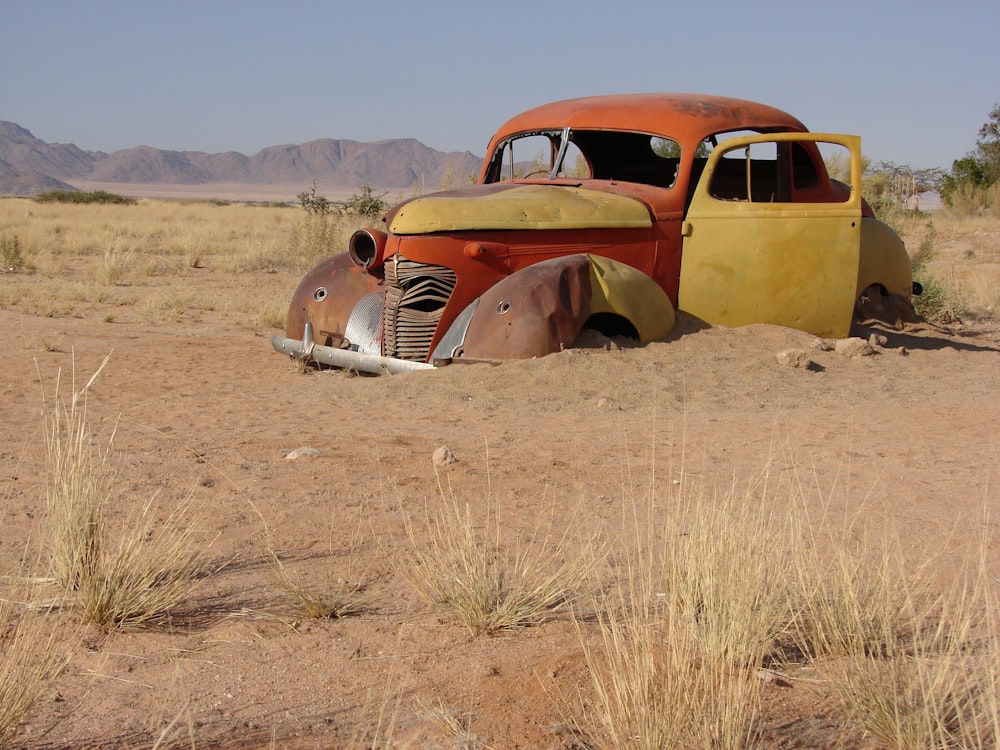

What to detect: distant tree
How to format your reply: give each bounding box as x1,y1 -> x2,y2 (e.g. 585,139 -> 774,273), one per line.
864,161 -> 942,214
342,185 -> 388,219
975,102 -> 1000,183
437,159 -> 477,190
297,183 -> 331,215
938,102 -> 1000,205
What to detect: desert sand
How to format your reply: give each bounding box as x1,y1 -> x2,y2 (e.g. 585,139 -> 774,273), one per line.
1,219 -> 998,748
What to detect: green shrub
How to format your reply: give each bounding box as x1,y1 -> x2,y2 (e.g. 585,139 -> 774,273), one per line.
341,185 -> 388,219
33,190 -> 136,205
1,235 -> 22,271
909,222 -> 965,323
938,102 -> 1000,210
296,184 -> 331,216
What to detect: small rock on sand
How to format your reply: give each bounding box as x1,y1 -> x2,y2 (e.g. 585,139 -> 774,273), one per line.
433,445 -> 459,467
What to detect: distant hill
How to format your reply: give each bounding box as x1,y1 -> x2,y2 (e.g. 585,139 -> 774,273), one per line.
0,121 -> 483,198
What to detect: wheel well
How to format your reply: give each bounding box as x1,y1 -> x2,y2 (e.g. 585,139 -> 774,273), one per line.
857,283 -> 888,306
582,312 -> 639,340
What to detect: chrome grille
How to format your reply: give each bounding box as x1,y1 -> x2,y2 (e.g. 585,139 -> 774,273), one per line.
344,291 -> 384,355
383,256 -> 457,361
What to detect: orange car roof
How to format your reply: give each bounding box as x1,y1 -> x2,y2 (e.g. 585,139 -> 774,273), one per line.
487,93 -> 809,150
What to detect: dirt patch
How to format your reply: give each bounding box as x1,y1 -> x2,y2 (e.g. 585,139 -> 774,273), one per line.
2,278 -> 998,747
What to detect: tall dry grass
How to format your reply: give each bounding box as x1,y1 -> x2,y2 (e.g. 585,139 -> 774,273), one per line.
0,547 -> 70,745
790,529 -> 938,660
41,356 -> 212,628
941,182 -> 1000,219
900,205 -> 1000,322
581,471 -> 793,749
400,481 -> 599,635
2,405 -> 71,745
41,354 -> 114,590
577,454 -> 1000,750
801,531 -> 1000,750
0,196 -> 372,327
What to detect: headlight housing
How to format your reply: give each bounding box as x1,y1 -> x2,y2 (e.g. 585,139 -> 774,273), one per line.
348,228 -> 388,269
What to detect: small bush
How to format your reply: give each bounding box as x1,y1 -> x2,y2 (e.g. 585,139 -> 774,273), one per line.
909,223 -> 966,323
42,356 -> 211,627
0,566 -> 69,744
296,184 -> 331,216
33,190 -> 136,205
342,185 -> 389,219
77,497 -> 210,628
42,356 -> 114,590
1,235 -> 23,271
288,209 -> 340,270
401,490 -> 597,635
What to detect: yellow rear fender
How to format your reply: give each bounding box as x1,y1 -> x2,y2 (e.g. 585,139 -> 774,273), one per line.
857,217 -> 913,298
586,255 -> 676,342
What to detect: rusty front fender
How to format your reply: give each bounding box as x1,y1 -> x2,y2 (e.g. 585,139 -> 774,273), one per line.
449,254 -> 675,361
285,253 -> 383,347
457,255 -> 591,360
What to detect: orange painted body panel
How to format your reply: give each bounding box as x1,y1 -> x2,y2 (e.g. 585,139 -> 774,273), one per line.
374,220 -> 681,358
483,93 -> 807,172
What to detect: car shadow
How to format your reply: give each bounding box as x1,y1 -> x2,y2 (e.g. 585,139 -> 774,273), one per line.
654,311 -> 999,355
660,310 -> 714,341
850,319 -> 1000,354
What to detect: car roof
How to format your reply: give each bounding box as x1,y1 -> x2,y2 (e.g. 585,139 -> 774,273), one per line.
487,93 -> 809,149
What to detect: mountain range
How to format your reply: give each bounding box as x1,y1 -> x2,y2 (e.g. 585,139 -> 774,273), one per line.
0,121 -> 484,198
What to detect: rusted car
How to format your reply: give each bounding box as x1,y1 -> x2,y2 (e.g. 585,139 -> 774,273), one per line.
273,93 -> 917,374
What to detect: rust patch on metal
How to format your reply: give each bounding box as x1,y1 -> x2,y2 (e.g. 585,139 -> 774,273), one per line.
458,255 -> 592,361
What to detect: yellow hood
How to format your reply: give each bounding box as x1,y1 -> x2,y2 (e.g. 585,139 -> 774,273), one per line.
387,184 -> 653,235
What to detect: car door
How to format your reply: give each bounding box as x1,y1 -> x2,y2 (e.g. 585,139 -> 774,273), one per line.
678,132 -> 862,338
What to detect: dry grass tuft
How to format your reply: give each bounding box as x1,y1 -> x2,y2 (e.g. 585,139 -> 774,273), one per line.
790,530 -> 936,660
822,543 -> 999,749
0,577 -> 68,745
417,697 -> 483,748
400,484 -> 598,635
2,420 -> 70,744
95,236 -> 135,286
267,552 -> 372,621
77,496 -> 211,628
581,473 -> 792,749
41,354 -> 114,590
41,356 -> 212,628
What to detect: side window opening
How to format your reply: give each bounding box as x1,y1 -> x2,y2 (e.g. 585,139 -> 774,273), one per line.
701,137 -> 850,204
708,141 -> 785,202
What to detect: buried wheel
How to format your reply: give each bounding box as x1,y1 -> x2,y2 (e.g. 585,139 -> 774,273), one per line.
854,283 -> 920,328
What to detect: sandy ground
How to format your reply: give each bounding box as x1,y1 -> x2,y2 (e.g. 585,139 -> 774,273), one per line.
2,254 -> 999,748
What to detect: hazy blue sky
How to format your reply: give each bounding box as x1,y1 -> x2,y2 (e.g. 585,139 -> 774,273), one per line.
1,0 -> 996,171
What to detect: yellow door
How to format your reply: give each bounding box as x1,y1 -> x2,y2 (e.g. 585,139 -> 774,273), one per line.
678,133 -> 862,338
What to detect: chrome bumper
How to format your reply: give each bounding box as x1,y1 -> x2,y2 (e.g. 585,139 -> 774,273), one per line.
271,322 -> 434,375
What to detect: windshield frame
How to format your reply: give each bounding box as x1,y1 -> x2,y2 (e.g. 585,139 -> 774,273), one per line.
484,127 -> 684,189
